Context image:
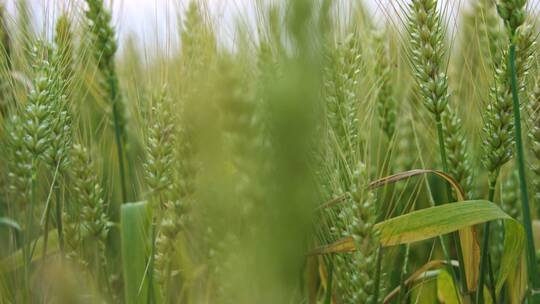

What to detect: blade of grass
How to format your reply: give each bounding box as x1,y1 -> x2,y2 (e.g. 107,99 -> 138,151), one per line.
0,217 -> 21,232
121,201 -> 152,304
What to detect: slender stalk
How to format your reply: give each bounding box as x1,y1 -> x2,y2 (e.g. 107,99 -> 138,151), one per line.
436,113 -> 469,298
509,43 -> 540,296
147,222 -> 156,304
397,244 -> 410,303
477,180 -> 497,304
109,74 -> 128,204
487,256 -> 497,303
85,0 -> 129,204
324,261 -> 333,304
435,115 -> 450,176
54,185 -> 64,254
24,158 -> 38,300
372,246 -> 383,304
42,200 -> 51,259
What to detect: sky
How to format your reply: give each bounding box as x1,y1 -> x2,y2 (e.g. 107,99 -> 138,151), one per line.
7,0 -> 540,53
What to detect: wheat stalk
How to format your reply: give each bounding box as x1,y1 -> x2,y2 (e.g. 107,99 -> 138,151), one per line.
480,1 -> 539,301
406,0 -> 468,296
84,0 -> 129,203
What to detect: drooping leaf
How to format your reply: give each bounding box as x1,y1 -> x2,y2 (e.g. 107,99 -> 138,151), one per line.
496,222 -> 526,302
502,253 -> 526,304
383,259 -> 458,304
314,200 -> 524,297
0,217 -> 21,232
368,169 -> 466,200
376,200 -> 524,298
374,201 -> 503,246
368,169 -> 481,290
318,169 -> 465,211
309,236 -> 355,255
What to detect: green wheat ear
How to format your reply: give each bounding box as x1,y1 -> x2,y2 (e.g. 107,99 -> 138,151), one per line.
54,13 -> 74,82
482,23 -> 534,182
331,163 -> 380,304
496,0 -> 526,38
69,143 -> 109,274
374,29 -> 397,139
323,33 -> 362,172
143,88 -> 185,295
71,143 -> 108,240
477,0 -> 506,64
528,79 -> 540,215
0,1 -> 11,115
6,44 -> 57,208
143,89 -> 176,207
442,106 -> 474,199
142,86 -> 202,300
407,0 -> 449,116
84,0 -> 129,202
43,52 -> 72,174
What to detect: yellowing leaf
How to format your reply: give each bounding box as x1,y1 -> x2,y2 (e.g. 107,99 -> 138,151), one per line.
314,200 -> 525,298
368,169 -> 465,201
437,269 -> 460,304
309,236 -> 355,255
374,201 -> 507,246
383,260 -> 457,303
505,254 -> 527,304
368,169 -> 479,291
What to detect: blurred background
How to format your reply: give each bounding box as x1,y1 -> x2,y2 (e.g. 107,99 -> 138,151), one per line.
0,0 -> 504,53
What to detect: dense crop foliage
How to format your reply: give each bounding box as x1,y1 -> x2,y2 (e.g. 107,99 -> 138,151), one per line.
2,0 -> 540,303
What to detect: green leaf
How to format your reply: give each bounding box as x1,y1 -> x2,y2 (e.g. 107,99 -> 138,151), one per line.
315,200 -> 525,299
374,200 -> 524,299
497,221 -> 526,302
383,260 -> 456,303
121,201 -> 153,304
367,169 -> 480,291
374,200 -> 507,246
410,275 -> 438,304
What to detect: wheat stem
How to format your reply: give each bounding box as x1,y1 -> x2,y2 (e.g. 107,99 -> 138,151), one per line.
436,113 -> 468,297
477,177 -> 497,304
372,246 -> 383,304
54,184 -> 64,254
24,158 -> 37,299
109,74 -> 128,203
509,43 -> 540,297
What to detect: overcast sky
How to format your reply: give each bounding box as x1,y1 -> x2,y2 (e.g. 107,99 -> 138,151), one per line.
7,0 -> 540,53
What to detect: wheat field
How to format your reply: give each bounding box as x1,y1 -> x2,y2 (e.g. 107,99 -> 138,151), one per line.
1,0 -> 540,303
